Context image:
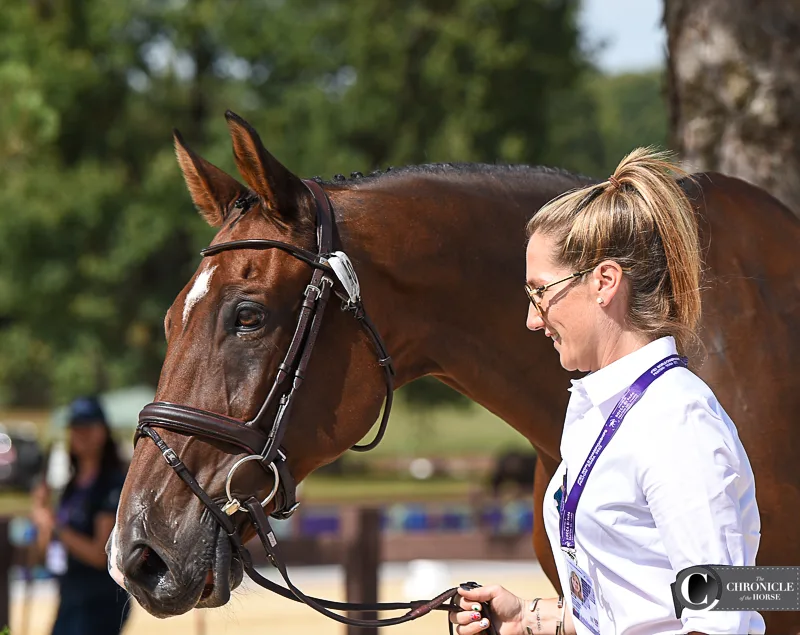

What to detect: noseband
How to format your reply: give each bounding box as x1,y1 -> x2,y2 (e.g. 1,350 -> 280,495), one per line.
134,180 -> 496,632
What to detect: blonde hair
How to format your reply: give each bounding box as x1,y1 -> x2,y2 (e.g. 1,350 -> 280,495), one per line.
526,147 -> 702,354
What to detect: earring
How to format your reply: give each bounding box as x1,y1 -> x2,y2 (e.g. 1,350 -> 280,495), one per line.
596,297 -> 604,305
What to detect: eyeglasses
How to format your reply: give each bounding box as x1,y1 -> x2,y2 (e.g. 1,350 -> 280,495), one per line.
525,268 -> 595,317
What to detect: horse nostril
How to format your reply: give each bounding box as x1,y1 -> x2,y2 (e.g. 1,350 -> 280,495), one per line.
125,543 -> 170,592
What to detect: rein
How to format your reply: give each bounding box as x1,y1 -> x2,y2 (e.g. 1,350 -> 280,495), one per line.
134,180 -> 497,633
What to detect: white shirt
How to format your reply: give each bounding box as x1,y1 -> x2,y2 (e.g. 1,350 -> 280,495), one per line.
543,336 -> 765,635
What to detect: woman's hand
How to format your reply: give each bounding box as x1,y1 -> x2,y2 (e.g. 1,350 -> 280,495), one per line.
31,481 -> 49,506
449,585 -> 526,635
31,504 -> 56,549
31,505 -> 55,534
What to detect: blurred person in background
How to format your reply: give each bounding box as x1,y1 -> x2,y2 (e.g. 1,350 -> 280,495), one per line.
31,396 -> 131,635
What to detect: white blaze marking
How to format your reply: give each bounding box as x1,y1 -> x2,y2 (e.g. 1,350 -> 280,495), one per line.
182,265 -> 217,326
107,510 -> 126,588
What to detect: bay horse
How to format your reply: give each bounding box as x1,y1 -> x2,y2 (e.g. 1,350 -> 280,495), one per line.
109,112 -> 800,632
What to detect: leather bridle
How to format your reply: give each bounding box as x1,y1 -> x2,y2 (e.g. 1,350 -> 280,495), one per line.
133,180 -> 496,632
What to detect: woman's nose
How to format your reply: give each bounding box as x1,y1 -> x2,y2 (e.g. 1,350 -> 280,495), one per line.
526,304 -> 544,332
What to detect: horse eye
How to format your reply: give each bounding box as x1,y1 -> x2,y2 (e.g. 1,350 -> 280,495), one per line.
235,304 -> 265,331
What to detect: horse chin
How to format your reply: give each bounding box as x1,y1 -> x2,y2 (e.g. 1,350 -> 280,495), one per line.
195,528 -> 243,609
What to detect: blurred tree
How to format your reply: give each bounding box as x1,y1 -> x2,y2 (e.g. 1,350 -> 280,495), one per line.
0,0 -> 667,406
589,70 -> 668,172
543,70 -> 668,177
665,0 -> 800,217
222,0 -> 588,169
0,0 -> 589,405
0,0 -> 226,404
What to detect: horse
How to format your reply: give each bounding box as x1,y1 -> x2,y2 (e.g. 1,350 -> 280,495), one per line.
109,112 -> 800,632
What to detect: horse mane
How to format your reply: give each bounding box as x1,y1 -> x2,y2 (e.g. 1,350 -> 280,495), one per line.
310,162 -> 596,187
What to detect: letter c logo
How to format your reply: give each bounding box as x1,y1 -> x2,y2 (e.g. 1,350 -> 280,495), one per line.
672,565 -> 722,616
681,572 -> 715,606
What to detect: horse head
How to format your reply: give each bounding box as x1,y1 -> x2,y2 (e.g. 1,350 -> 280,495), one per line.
109,112 -> 391,617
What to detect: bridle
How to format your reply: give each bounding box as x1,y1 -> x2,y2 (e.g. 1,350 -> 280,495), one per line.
137,179 -> 394,522
134,180 -> 497,633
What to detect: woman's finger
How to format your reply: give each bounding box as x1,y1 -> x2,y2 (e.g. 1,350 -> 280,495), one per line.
458,597 -> 484,612
457,585 -> 502,603
448,609 -> 484,626
455,617 -> 492,635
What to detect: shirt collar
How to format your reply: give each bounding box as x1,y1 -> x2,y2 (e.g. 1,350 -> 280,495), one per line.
569,336 -> 679,407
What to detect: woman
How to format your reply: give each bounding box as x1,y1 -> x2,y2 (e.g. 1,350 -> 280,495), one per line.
450,149 -> 763,635
32,396 -> 131,635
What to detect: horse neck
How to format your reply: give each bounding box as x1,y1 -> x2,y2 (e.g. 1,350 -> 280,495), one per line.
328,171 -> 585,459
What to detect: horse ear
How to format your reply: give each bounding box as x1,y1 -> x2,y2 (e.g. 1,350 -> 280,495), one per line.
173,129 -> 246,227
225,111 -> 306,219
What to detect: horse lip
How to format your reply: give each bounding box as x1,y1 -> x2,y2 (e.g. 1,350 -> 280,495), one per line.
195,526 -> 240,608
122,527 -> 218,617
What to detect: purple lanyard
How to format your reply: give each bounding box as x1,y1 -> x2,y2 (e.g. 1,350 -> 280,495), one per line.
559,354 -> 688,552
56,483 -> 92,526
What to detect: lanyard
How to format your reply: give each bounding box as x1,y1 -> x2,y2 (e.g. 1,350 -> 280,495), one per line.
559,354 -> 688,552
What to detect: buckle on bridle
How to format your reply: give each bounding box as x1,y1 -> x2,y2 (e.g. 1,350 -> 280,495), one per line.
305,276 -> 333,302
305,284 -> 322,300
162,447 -> 181,468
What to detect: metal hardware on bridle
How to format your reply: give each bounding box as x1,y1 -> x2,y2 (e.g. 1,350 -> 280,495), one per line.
133,179 -> 495,633
323,251 -> 361,307
222,457 -> 280,516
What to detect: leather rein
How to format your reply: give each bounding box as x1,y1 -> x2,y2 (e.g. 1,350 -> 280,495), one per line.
134,180 -> 496,632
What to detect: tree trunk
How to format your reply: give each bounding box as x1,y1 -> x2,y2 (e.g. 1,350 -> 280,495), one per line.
665,0 -> 800,217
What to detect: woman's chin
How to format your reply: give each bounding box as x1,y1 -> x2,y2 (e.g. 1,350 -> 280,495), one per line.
557,349 -> 578,372
553,340 -> 567,365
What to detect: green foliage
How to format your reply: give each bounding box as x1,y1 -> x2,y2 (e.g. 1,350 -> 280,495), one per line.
0,0 -> 219,404
543,68 -> 669,178
0,0 -> 668,406
401,376 -> 472,410
587,69 -> 669,173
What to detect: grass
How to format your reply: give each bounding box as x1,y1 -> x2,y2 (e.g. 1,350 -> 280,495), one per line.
0,491 -> 35,516
346,399 -> 532,458
301,475 -> 476,503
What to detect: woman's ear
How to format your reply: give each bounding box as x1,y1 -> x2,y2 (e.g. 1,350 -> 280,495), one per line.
594,261 -> 625,305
